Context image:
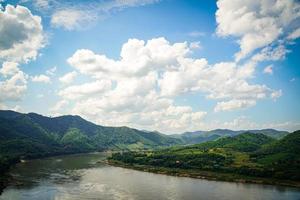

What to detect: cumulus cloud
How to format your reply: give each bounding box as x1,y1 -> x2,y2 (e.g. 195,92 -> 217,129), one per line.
59,71 -> 77,84
0,62 -> 20,77
53,37 -> 282,132
0,4 -> 45,63
31,74 -> 51,83
67,37 -> 189,78
0,61 -> 28,103
58,80 -> 112,100
251,44 -> 289,62
0,70 -> 28,101
216,0 -> 300,61
214,99 -> 256,112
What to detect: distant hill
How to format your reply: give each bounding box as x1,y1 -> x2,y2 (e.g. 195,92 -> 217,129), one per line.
171,129 -> 289,144
192,132 -> 276,152
110,131 -> 300,183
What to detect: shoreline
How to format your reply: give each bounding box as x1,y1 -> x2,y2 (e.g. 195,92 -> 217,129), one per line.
107,160 -> 300,188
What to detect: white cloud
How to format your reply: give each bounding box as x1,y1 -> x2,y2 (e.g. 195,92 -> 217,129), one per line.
56,37 -> 282,132
0,61 -> 28,103
20,0 -> 51,10
59,71 -> 77,84
159,59 -> 275,110
0,103 -> 7,110
0,70 -> 27,101
50,99 -> 68,112
0,4 -> 45,63
263,65 -> 273,75
0,62 -> 20,77
71,93 -> 207,133
189,41 -> 202,50
287,28 -> 300,40
271,89 -> 282,99
0,103 -> 22,112
214,99 -> 256,112
58,80 -> 112,100
48,0 -> 159,30
33,0 -> 50,10
46,66 -> 57,76
216,0 -> 300,61
31,74 -> 51,83
51,9 -> 96,30
252,45 -> 289,62
67,37 -> 189,78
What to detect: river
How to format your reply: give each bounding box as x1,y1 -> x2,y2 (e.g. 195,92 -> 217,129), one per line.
0,153 -> 299,200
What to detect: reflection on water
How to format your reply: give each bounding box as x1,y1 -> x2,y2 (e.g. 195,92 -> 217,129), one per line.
0,152 -> 299,200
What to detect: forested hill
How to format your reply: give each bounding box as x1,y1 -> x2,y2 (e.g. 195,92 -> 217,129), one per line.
109,131 -> 300,184
0,110 -> 181,175
170,128 -> 289,144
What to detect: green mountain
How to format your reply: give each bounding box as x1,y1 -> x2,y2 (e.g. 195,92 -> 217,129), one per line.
0,110 -> 181,173
253,130 -> 300,180
171,129 -> 289,144
110,131 -> 300,182
192,132 -> 276,152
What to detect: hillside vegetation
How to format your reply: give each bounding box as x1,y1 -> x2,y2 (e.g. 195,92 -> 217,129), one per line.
171,129 -> 289,144
0,110 -> 180,174
109,131 -> 300,183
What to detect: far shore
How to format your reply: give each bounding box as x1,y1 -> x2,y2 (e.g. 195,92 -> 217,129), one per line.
107,160 -> 300,188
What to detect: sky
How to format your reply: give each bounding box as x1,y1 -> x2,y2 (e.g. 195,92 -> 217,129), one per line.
0,0 -> 300,134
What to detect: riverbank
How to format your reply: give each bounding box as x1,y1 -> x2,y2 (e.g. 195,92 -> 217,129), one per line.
107,160 -> 300,188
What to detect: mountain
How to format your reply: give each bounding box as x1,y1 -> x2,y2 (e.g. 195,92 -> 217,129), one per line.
0,110 -> 181,173
171,129 -> 289,144
109,131 -> 300,183
252,130 -> 300,180
192,132 -> 276,152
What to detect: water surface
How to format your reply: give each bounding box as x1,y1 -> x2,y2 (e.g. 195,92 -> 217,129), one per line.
1,153 -> 299,200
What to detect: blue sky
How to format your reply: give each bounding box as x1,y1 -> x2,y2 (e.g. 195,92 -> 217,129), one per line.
0,0 -> 300,133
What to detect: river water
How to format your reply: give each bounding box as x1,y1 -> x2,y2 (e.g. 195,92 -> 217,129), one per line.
0,152 -> 299,200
